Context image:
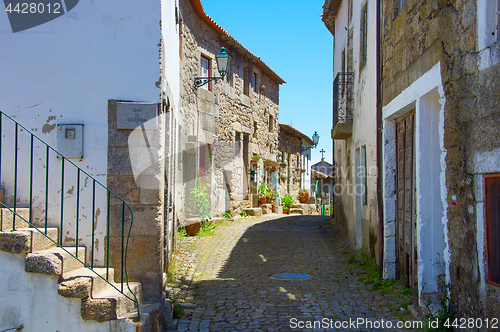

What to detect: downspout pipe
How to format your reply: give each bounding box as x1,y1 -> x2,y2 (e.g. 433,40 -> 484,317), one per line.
376,0 -> 384,280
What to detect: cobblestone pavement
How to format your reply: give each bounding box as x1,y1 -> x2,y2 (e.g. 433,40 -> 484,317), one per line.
166,215 -> 418,332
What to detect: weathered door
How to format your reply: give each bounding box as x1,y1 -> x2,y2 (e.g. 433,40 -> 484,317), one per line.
395,111 -> 417,292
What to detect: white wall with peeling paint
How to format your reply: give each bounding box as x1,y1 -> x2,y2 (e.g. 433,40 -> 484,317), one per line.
0,1 -> 160,264
0,250 -> 138,332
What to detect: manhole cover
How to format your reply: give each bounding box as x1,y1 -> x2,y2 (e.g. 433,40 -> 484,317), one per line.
272,273 -> 311,280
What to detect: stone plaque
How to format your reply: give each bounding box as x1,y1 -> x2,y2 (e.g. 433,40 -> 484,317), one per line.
117,102 -> 157,129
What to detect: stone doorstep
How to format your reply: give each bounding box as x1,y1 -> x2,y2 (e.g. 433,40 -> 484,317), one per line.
0,228 -> 58,254
0,207 -> 31,231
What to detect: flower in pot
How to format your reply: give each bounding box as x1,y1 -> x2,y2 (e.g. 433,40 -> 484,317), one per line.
263,159 -> 273,171
186,169 -> 212,236
282,195 -> 294,214
251,154 -> 260,167
258,182 -> 272,204
298,188 -> 310,203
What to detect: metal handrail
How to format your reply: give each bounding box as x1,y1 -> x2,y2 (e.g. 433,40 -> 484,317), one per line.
0,111 -> 139,318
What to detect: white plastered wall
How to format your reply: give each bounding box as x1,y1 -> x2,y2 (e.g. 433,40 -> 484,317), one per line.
382,62 -> 450,304
0,251 -> 137,331
0,0 -> 160,265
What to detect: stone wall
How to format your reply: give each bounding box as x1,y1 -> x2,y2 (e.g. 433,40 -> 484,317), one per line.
382,0 -> 500,319
107,100 -> 165,302
178,0 -> 282,216
278,126 -> 303,199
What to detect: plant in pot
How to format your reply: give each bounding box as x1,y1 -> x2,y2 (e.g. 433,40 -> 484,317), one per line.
251,154 -> 260,167
263,159 -> 273,171
258,182 -> 272,204
282,195 -> 294,214
185,170 -> 212,236
298,188 -> 310,203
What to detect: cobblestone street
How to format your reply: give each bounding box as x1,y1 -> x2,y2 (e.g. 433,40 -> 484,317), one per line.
166,215 -> 417,332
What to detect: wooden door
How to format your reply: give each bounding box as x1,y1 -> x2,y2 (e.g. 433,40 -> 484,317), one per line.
396,111 -> 417,291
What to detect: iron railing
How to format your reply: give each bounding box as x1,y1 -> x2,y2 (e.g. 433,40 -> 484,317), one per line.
0,111 -> 139,318
333,72 -> 354,125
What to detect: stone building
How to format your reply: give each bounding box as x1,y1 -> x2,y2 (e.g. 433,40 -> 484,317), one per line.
322,0 -> 381,259
0,0 -> 178,330
277,124 -> 314,199
311,160 -> 334,199
323,0 -> 500,319
380,0 -> 500,317
177,0 -> 285,217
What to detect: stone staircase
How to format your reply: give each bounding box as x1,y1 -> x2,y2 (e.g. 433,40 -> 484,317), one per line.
0,206 -> 163,331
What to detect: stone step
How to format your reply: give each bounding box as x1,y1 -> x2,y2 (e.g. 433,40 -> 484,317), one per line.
1,207 -> 31,231
289,208 -> 304,215
123,303 -> 163,331
58,267 -> 115,299
0,227 -> 58,254
242,208 -> 262,217
25,246 -> 86,276
81,281 -> 143,322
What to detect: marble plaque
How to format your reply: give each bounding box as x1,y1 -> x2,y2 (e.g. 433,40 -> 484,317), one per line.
117,102 -> 157,129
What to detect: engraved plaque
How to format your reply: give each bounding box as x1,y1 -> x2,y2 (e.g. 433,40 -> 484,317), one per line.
117,102 -> 157,129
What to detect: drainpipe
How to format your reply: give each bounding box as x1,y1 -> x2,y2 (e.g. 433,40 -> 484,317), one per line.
376,0 -> 384,280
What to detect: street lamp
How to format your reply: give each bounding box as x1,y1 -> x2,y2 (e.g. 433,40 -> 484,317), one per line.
312,131 -> 320,147
194,47 -> 231,88
301,131 -> 320,151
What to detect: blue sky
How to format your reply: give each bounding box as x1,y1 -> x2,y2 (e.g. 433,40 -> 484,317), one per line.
203,0 -> 333,166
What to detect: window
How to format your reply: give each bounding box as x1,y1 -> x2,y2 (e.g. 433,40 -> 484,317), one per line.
235,132 -> 241,156
269,114 -> 273,132
200,55 -> 210,90
497,0 -> 500,42
399,0 -> 408,13
486,175 -> 500,285
253,72 -> 258,93
226,57 -> 232,86
360,3 -> 368,65
243,66 -> 249,96
348,0 -> 353,25
342,48 -> 346,73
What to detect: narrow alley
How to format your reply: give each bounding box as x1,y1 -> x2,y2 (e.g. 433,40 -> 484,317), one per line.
167,215 -> 418,332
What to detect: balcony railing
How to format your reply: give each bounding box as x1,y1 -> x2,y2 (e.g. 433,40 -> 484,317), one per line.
333,72 -> 353,126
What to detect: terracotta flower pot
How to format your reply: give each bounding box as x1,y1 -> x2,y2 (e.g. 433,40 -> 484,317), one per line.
185,214 -> 200,236
185,222 -> 201,236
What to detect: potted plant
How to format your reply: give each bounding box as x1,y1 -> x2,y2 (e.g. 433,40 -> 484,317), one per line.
282,195 -> 294,214
263,159 -> 273,171
298,188 -> 310,203
258,182 -> 272,204
185,170 -> 212,236
251,154 -> 260,167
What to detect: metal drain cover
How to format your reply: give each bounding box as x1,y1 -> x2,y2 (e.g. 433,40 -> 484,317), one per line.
272,273 -> 311,280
